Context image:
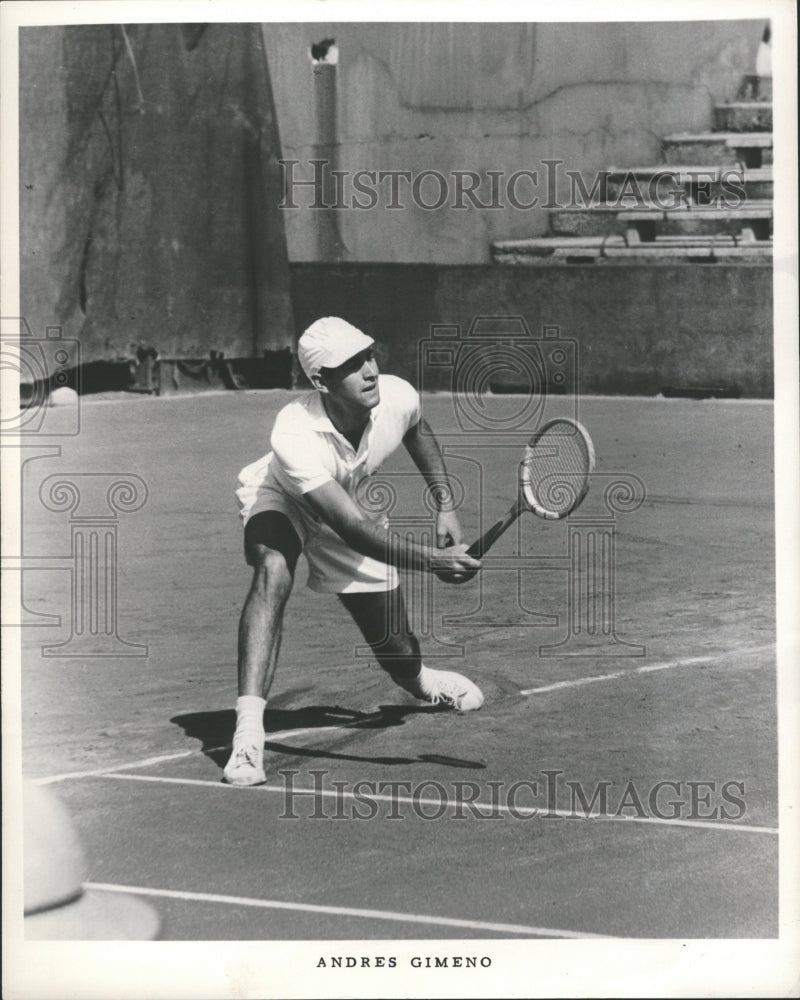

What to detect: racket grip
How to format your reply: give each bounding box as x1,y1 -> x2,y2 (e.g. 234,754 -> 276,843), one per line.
467,512 -> 516,559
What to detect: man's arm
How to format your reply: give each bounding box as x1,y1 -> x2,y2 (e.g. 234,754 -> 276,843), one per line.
402,417 -> 462,548
303,479 -> 480,579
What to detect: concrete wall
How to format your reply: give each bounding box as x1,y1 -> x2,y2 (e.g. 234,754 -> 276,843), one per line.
264,21 -> 766,264
290,263 -> 774,397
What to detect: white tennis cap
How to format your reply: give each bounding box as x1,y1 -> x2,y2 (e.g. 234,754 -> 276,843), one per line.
298,317 -> 374,380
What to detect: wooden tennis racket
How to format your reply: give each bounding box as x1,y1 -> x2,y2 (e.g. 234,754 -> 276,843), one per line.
467,418 -> 595,558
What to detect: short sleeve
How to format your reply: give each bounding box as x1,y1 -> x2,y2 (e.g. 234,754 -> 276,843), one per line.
270,415 -> 334,496
389,376 -> 421,432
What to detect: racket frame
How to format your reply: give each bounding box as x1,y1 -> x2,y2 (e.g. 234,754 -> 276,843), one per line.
520,418 -> 595,520
466,418 -> 595,559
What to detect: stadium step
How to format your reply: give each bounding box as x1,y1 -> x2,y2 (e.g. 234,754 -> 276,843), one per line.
602,244 -> 771,262
491,69 -> 774,267
713,102 -> 772,133
662,132 -> 772,168
492,236 -> 625,257
605,165 -> 772,204
491,238 -> 772,266
550,202 -> 663,237
618,203 -> 772,241
550,202 -> 772,240
492,233 -> 767,253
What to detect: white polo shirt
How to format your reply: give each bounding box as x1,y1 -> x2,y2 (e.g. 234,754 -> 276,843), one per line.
235,375 -> 421,592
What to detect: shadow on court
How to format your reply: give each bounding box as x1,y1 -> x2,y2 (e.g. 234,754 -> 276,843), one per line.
171,706 -> 488,769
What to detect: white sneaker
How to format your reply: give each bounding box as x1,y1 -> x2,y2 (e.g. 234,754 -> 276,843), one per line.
222,741 -> 266,786
420,669 -> 484,712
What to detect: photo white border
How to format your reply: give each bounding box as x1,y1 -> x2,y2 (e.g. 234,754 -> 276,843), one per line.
2,1 -> 797,997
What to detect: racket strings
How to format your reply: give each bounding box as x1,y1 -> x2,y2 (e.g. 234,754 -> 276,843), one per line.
523,421 -> 592,516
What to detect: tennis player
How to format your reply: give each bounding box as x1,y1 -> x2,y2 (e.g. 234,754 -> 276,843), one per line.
224,317 -> 484,786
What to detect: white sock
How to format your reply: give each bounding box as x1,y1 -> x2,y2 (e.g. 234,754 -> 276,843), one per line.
234,695 -> 266,744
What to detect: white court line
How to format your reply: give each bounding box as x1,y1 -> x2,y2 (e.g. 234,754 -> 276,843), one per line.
36,749 -> 199,785
520,644 -> 775,696
36,719 -> 384,785
98,772 -> 778,835
38,644 -> 775,784
520,655 -> 713,695
84,881 -> 611,939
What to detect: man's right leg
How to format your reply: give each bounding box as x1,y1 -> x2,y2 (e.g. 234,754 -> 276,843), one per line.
223,511 -> 301,786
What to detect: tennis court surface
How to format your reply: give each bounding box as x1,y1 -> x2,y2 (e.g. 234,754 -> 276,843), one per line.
20,390 -> 778,940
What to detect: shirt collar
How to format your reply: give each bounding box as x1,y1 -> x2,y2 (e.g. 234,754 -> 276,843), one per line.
305,390 -> 336,432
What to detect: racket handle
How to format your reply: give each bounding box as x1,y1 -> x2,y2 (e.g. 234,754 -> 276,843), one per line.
466,501 -> 523,558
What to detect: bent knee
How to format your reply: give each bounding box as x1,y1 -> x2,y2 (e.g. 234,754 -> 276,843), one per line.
249,546 -> 294,595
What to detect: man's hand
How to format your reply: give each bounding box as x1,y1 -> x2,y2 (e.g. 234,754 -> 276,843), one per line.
434,510 -> 478,583
432,543 -> 481,585
435,509 -> 463,548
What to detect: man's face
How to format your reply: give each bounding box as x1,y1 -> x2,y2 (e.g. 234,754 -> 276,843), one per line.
318,347 -> 380,409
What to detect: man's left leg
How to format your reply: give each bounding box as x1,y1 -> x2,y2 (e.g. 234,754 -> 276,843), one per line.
338,587 -> 483,712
